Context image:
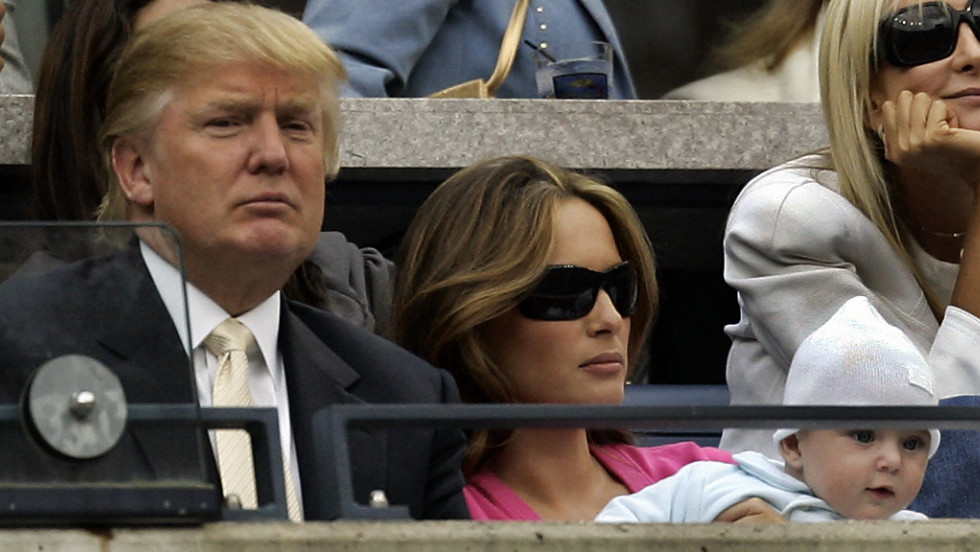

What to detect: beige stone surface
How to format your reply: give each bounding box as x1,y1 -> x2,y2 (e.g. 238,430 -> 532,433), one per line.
0,94 -> 32,166
0,96 -> 826,171
1,520 -> 978,552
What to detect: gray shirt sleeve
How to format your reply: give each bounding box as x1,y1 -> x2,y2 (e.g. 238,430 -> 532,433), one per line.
307,231 -> 396,336
0,1 -> 34,94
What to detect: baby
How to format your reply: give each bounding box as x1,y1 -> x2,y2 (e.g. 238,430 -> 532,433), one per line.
597,296 -> 938,522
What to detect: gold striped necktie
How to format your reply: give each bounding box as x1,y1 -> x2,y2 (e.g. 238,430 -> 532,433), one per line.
206,318 -> 302,521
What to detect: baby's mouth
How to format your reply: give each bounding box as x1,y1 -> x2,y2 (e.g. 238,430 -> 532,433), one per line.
866,487 -> 895,500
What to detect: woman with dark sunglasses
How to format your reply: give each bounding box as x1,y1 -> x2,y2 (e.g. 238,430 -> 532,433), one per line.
722,0 -> 980,518
392,155 -> 783,522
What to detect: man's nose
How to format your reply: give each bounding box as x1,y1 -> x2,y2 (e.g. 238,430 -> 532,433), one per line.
247,115 -> 289,174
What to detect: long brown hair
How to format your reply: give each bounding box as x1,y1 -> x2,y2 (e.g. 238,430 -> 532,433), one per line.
31,0 -> 158,221
393,156 -> 658,473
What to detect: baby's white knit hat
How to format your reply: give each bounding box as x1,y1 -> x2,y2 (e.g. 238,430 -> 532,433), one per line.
773,296 -> 940,457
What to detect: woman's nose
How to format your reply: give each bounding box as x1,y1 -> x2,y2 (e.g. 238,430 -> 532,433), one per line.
587,289 -> 625,335
951,21 -> 980,71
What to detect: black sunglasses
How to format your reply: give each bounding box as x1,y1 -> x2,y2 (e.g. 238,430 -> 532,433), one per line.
879,0 -> 980,67
518,261 -> 638,321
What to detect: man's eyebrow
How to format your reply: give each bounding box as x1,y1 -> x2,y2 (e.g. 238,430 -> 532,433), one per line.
276,98 -> 321,117
194,97 -> 320,117
199,97 -> 261,113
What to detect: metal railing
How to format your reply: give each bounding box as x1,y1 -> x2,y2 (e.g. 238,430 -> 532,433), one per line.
314,403 -> 980,519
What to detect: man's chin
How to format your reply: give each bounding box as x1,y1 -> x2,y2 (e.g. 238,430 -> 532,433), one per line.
226,227 -> 316,269
243,221 -> 315,250
244,237 -> 313,262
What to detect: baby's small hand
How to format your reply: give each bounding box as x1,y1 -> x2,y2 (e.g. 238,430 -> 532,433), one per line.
714,497 -> 785,524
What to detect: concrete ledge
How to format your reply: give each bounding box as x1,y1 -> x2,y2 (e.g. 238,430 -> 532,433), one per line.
0,96 -> 826,172
339,99 -> 826,173
1,520 -> 978,552
0,94 -> 32,166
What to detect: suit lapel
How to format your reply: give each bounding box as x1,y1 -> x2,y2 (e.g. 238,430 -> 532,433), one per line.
576,0 -> 636,97
279,302 -> 388,519
96,245 -> 195,403
577,0 -> 617,43
94,245 -> 207,479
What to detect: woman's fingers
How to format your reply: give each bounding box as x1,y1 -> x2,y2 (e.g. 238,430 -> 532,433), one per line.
925,96 -> 951,131
894,89 -> 914,152
908,90 -> 937,147
880,97 -> 898,160
880,90 -> 980,165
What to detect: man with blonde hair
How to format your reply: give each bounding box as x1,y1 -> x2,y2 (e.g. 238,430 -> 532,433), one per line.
0,2 -> 468,521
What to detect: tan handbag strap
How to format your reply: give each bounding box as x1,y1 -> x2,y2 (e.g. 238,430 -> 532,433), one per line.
485,0 -> 531,94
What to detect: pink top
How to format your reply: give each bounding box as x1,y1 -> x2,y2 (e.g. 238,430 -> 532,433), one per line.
464,442 -> 734,520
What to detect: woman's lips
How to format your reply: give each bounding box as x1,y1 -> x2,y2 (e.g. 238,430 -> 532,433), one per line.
943,89 -> 980,108
580,352 -> 624,375
945,87 -> 980,100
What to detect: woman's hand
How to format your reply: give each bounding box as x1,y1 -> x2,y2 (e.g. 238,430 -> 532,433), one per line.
714,497 -> 786,524
877,90 -> 980,184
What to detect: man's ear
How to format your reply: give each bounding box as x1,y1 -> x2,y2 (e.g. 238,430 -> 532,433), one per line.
111,137 -> 154,208
780,433 -> 805,472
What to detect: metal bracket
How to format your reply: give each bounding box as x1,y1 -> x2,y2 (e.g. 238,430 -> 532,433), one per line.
0,404 -> 288,525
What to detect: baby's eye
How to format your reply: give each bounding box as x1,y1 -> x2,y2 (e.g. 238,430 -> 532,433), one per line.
849,430 -> 875,443
902,436 -> 924,451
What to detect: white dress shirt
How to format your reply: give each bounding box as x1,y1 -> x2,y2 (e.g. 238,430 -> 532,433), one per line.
140,241 -> 304,517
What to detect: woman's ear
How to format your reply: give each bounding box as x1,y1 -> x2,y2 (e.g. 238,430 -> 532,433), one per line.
111,137 -> 155,208
868,80 -> 888,131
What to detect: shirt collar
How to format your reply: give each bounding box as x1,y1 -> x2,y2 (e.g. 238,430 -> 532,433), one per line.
140,240 -> 281,368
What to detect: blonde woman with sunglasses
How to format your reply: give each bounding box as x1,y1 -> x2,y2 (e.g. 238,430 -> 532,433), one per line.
722,0 -> 980,518
392,155 -> 783,522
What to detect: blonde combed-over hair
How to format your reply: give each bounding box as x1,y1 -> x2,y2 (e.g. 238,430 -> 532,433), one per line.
97,2 -> 346,221
392,156 -> 658,473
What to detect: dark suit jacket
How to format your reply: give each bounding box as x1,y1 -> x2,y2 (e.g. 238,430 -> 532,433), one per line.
0,244 -> 468,520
